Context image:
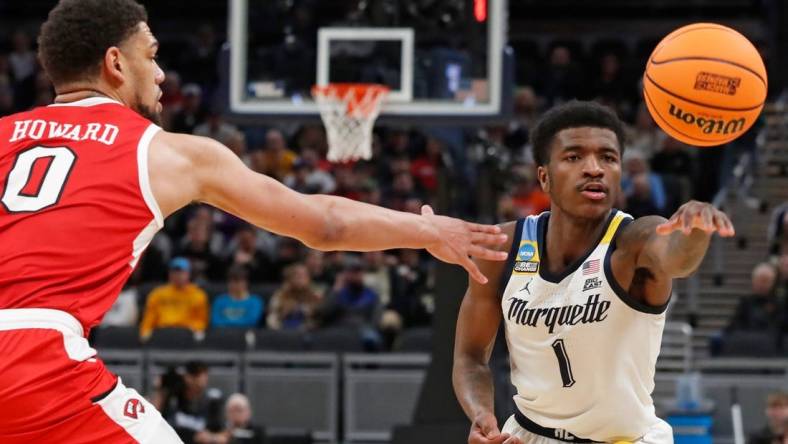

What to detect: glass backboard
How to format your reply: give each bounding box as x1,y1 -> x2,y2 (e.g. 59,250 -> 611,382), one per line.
227,0 -> 510,122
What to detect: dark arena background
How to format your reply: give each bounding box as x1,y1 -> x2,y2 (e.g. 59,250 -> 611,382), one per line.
1,0 -> 787,443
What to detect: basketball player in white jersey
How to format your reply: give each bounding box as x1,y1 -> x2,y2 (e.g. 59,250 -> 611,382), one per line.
453,101 -> 735,444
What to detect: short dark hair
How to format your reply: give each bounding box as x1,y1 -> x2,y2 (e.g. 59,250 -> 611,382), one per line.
38,0 -> 148,86
185,360 -> 208,376
530,101 -> 626,166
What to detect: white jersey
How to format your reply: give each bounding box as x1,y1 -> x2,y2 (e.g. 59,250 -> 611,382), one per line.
501,210 -> 667,442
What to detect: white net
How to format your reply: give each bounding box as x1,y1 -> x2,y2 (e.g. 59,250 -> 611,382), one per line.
312,84 -> 389,162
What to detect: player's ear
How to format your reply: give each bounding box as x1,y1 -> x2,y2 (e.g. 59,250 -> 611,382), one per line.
103,46 -> 125,85
537,165 -> 549,193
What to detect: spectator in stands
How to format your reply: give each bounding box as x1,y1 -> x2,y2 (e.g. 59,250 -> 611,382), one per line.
536,45 -> 584,107
171,83 -> 206,134
267,263 -> 322,330
304,249 -> 333,289
626,103 -> 666,159
497,163 -> 550,221
225,224 -> 276,283
777,254 -> 788,297
164,361 -> 226,444
726,263 -> 781,332
0,54 -> 12,89
768,202 -> 788,256
9,30 -> 37,109
622,149 -> 668,216
748,391 -> 788,444
176,216 -> 223,282
362,251 -> 394,309
591,52 -> 634,118
293,124 -> 329,157
390,249 -> 433,327
0,84 -> 14,117
225,129 -> 248,162
211,266 -> 265,328
194,108 -> 240,147
332,165 -> 362,201
223,393 -> 265,444
251,128 -> 298,181
283,153 -> 336,194
272,237 -> 305,279
319,259 -> 380,329
384,172 -> 420,212
411,136 -> 445,195
101,283 -> 139,327
181,23 -> 220,91
650,137 -> 694,213
651,136 -> 693,181
380,249 -> 433,349
625,173 -> 661,219
139,258 -> 209,341
506,86 -> 540,150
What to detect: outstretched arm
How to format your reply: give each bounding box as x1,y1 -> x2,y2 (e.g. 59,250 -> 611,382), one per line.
453,222 -> 521,444
615,201 -> 735,306
148,132 -> 507,283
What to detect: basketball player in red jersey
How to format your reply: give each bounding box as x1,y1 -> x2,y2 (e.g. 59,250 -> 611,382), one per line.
0,1 -> 508,442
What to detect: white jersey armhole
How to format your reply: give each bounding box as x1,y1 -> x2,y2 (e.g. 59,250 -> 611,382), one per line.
137,124 -> 163,228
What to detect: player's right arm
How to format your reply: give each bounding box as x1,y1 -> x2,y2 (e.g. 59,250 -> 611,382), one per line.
453,222 -> 521,444
147,132 -> 508,283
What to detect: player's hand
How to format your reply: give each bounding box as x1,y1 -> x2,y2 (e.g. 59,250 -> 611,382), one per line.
468,412 -> 514,444
421,205 -> 508,284
655,200 -> 735,237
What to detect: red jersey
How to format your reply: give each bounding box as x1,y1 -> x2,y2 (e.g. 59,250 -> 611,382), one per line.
0,97 -> 162,333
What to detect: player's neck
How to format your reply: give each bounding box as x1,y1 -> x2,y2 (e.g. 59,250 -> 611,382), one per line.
53,83 -> 123,105
544,207 -> 610,268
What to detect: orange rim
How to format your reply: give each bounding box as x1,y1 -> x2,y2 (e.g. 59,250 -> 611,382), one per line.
312,83 -> 389,116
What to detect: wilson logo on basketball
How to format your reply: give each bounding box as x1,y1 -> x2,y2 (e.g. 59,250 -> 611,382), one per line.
693,71 -> 741,96
667,103 -> 746,135
123,398 -> 145,419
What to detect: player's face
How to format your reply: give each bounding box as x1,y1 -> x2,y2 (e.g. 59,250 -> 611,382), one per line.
538,127 -> 621,221
119,22 -> 164,124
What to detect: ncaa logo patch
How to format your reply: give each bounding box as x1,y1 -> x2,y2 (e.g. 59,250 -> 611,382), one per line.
517,242 -> 536,261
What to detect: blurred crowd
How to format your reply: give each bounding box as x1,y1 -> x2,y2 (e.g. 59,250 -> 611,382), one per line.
717,204 -> 788,356
0,24 -> 761,352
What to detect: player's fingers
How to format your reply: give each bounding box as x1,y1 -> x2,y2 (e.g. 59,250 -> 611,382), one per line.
724,216 -> 736,236
469,244 -> 509,261
682,212 -> 694,234
420,204 -> 435,216
713,212 -> 736,237
700,208 -> 715,232
502,435 -> 523,444
462,256 -> 489,285
471,232 -> 509,247
490,433 -> 511,444
655,217 -> 679,235
468,222 -> 503,234
469,429 -> 491,444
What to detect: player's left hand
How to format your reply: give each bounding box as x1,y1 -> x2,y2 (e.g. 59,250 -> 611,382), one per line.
421,205 -> 509,284
655,200 -> 735,237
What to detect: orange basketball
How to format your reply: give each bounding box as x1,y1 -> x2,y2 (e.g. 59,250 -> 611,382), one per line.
643,23 -> 767,146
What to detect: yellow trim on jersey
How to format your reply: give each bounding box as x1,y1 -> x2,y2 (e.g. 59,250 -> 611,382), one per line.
601,212 -> 628,245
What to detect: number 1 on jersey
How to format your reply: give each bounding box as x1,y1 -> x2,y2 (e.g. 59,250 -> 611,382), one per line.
552,339 -> 576,388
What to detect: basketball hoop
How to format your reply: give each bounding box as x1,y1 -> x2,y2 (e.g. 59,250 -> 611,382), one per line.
312,83 -> 389,162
